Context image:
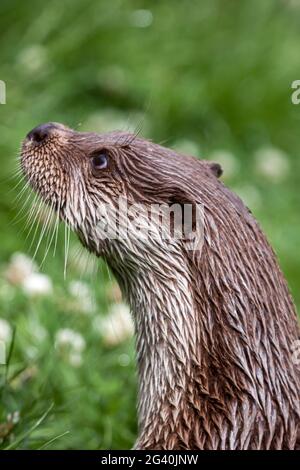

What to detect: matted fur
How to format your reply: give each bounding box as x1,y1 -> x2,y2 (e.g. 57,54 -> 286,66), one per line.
21,123 -> 300,450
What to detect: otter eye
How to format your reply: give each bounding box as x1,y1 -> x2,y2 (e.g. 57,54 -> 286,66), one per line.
91,152 -> 108,170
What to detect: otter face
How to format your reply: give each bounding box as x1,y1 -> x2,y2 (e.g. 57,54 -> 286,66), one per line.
21,122 -> 210,265
21,122 -> 131,228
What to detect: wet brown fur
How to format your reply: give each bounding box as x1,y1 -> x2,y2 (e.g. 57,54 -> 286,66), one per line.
21,123 -> 300,450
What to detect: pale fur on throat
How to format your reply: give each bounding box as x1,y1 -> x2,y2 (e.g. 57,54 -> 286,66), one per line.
122,252 -> 196,446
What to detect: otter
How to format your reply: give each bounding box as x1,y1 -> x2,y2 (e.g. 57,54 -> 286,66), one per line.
20,122 -> 300,450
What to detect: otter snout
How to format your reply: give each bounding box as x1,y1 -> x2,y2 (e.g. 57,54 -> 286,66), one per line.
25,122 -> 71,145
21,122 -> 73,209
26,123 -> 56,143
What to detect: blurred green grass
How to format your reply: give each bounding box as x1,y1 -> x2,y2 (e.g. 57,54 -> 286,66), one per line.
0,0 -> 299,449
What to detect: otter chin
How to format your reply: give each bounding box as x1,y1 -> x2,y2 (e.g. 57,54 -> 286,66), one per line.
20,122 -> 299,450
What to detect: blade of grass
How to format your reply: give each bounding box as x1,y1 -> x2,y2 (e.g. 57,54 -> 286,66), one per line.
3,403 -> 54,450
37,430 -> 70,450
5,326 -> 16,383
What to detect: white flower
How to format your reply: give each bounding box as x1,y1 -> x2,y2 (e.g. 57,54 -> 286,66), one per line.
55,328 -> 86,368
173,139 -> 200,157
22,273 -> 53,297
25,346 -> 39,360
55,328 -> 86,353
118,353 -> 131,367
17,44 -> 48,73
130,9 -> 153,28
0,282 -> 15,302
106,282 -> 123,303
69,352 -> 83,367
27,318 -> 48,342
7,411 -> 20,424
5,252 -> 37,285
208,150 -> 239,180
55,328 -> 86,367
5,252 -> 53,297
93,303 -> 134,346
286,0 -> 300,10
0,318 -> 12,343
68,280 -> 95,314
254,147 -> 290,182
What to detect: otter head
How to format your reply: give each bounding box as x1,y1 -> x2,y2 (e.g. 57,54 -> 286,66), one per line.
21,122 -> 222,273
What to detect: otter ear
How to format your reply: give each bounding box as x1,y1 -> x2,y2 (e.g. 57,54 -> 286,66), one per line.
206,161 -> 223,178
200,160 -> 223,178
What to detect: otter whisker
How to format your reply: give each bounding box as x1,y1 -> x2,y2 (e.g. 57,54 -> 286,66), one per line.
40,201 -> 57,268
50,194 -> 62,258
12,171 -> 41,202
30,201 -> 54,259
104,259 -> 113,284
26,198 -> 47,245
11,164 -> 24,175
12,174 -> 41,208
10,196 -> 39,239
53,197 -> 62,257
10,190 -> 35,226
11,161 -> 25,175
87,251 -> 98,282
64,222 -> 71,279
30,204 -> 49,250
13,180 -> 32,204
1,167 -> 24,186
23,194 -> 40,231
9,165 -> 24,177
9,173 -> 27,193
12,167 -> 43,200
73,245 -> 98,281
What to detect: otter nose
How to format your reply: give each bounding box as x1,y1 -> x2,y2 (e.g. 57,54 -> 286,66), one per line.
26,123 -> 55,143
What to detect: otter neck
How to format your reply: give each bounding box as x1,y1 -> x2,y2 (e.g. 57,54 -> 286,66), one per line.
111,249 -> 197,439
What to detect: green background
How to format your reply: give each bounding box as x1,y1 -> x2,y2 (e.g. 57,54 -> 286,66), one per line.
0,0 -> 299,449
